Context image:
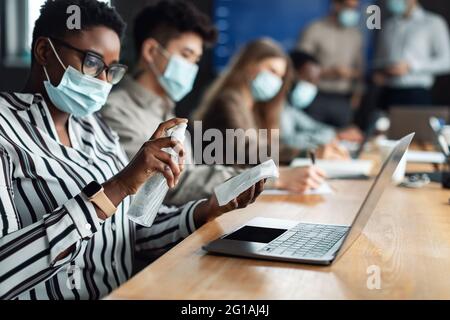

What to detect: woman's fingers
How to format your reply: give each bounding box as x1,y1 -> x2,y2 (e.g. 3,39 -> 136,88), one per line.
151,118 -> 188,139
226,198 -> 239,211
155,152 -> 181,186
310,166 -> 327,178
152,158 -> 175,188
251,180 -> 265,203
307,177 -> 322,189
236,184 -> 255,209
308,168 -> 326,186
151,137 -> 179,149
331,144 -> 350,159
286,182 -> 308,193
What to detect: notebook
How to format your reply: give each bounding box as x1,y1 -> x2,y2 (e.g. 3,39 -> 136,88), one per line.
290,159 -> 374,179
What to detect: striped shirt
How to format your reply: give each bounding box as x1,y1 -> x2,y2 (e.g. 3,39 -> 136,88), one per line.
0,92 -> 203,300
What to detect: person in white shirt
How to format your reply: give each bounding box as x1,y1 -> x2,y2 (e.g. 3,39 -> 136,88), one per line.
374,0 -> 450,109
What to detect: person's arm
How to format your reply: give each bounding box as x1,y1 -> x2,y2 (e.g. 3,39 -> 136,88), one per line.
407,17 -> 450,75
0,147 -> 103,300
101,99 -> 143,160
165,165 -> 243,206
135,181 -> 265,251
281,108 -> 336,150
0,117 -> 189,299
134,200 -> 206,252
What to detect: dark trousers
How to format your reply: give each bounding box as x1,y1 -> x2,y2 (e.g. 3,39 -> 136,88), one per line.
380,87 -> 433,110
306,92 -> 353,129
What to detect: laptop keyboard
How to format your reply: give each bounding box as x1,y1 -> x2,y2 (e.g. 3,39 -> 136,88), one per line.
260,223 -> 349,259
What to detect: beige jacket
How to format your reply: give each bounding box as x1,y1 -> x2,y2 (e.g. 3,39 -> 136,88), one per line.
101,75 -> 240,206
298,17 -> 364,94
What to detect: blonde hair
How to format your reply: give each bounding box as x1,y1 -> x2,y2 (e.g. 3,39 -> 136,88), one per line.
196,38 -> 292,130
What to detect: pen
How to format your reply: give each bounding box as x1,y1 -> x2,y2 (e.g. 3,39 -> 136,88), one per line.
309,149 -> 316,166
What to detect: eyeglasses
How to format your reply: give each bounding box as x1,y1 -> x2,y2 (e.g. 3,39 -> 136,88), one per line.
50,37 -> 128,85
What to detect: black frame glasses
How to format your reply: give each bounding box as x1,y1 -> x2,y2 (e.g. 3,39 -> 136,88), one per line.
50,37 -> 128,85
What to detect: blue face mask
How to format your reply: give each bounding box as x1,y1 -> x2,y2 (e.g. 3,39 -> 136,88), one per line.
387,0 -> 408,16
152,46 -> 199,102
43,39 -> 112,118
338,9 -> 361,28
290,81 -> 318,110
251,70 -> 283,102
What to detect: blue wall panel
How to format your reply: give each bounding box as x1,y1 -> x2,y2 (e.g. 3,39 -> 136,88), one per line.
214,0 -> 375,71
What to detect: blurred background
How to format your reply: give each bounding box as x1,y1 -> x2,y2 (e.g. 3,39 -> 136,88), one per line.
1,0 -> 449,118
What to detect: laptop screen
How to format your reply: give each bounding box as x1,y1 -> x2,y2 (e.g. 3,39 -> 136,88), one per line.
224,226 -> 287,244
334,133 -> 415,261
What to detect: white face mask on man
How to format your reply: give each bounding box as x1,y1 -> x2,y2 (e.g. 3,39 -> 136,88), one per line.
290,80 -> 318,110
150,44 -> 199,102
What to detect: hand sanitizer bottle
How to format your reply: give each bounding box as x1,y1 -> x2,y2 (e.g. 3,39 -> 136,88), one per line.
127,123 -> 187,227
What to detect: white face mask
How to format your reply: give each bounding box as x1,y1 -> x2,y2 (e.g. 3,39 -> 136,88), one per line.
150,45 -> 199,102
251,70 -> 283,102
290,81 -> 318,109
43,39 -> 112,117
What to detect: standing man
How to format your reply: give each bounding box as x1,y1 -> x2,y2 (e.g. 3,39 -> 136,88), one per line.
374,0 -> 450,109
297,0 -> 364,129
102,1 -> 240,206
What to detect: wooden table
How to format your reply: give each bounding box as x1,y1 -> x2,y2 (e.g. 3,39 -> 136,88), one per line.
108,151 -> 450,300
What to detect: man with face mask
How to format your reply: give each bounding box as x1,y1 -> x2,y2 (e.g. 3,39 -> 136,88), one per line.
297,0 -> 364,129
102,0 -> 242,207
374,0 -> 450,109
282,50 -> 364,150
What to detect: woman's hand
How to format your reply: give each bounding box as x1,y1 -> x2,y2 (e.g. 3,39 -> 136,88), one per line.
276,166 -> 326,193
316,142 -> 350,160
193,180 -> 266,228
104,118 -> 188,207
337,126 -> 364,143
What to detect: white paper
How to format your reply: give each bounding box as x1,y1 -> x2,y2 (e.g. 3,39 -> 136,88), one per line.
339,141 -> 360,153
304,183 -> 334,195
406,151 -> 446,164
262,182 -> 334,196
290,159 -> 374,179
214,159 -> 279,206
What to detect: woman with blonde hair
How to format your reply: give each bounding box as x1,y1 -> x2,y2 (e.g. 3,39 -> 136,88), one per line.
195,38 -> 331,193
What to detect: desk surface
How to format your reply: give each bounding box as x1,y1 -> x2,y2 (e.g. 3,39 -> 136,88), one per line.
108,153 -> 450,300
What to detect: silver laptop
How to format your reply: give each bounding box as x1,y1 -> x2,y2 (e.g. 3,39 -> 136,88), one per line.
429,117 -> 450,156
388,106 -> 449,143
203,133 -> 415,265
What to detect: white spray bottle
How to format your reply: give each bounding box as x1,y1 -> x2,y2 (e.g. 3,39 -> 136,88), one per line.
127,123 -> 187,227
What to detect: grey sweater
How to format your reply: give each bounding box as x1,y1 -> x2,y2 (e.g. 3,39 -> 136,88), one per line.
101,75 -> 240,206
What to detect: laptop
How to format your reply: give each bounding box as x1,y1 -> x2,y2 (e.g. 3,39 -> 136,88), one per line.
409,117 -> 450,183
203,133 -> 415,265
429,117 -> 450,156
388,106 -> 449,143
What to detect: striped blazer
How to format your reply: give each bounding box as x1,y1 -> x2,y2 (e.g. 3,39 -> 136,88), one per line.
0,92 -> 203,300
